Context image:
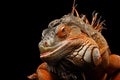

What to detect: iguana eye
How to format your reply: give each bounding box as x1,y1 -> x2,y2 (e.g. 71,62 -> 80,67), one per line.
57,24 -> 70,38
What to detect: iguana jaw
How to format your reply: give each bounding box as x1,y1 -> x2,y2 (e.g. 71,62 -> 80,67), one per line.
39,40 -> 71,62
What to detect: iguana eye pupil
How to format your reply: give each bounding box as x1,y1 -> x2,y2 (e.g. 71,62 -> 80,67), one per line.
57,26 -> 66,38
61,27 -> 65,32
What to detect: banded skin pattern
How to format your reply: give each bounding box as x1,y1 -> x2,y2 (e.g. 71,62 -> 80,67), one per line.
27,3 -> 120,80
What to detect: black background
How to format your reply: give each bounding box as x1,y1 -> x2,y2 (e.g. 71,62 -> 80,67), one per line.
4,0 -> 119,80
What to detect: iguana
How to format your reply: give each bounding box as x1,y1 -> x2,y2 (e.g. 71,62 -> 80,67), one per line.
27,1 -> 120,80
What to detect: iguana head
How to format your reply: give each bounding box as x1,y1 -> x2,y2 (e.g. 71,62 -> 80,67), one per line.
38,13 -> 86,62
38,7 -> 109,65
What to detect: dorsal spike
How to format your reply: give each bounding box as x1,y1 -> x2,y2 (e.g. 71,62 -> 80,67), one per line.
71,0 -> 80,17
71,0 -> 76,14
91,12 -> 98,26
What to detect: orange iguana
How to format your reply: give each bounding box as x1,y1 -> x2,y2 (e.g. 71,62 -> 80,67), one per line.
27,2 -> 120,80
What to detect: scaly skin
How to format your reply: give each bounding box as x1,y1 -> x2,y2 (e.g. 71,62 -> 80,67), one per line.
28,7 -> 120,80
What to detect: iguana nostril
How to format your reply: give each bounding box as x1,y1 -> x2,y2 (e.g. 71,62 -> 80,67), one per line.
44,41 -> 48,47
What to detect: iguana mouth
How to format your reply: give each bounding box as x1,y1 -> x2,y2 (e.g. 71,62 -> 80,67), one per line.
38,40 -> 71,61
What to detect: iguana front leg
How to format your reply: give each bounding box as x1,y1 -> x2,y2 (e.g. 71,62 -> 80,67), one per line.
106,54 -> 120,80
27,62 -> 58,80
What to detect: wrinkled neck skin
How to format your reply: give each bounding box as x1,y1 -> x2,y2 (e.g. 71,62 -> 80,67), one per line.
61,13 -> 110,55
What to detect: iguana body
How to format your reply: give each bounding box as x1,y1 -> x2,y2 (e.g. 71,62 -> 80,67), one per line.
28,6 -> 120,80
